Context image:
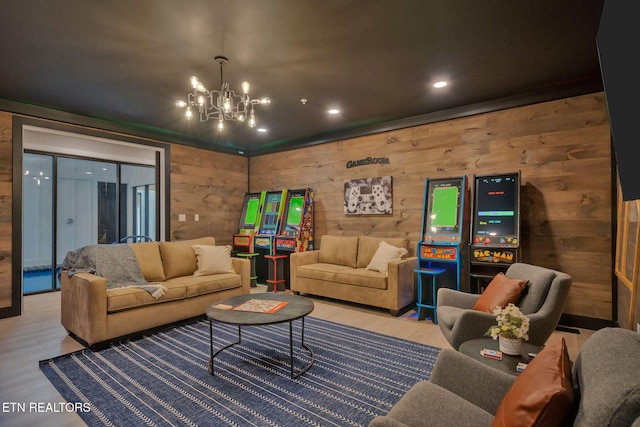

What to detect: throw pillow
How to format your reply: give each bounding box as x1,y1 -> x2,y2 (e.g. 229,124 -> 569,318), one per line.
366,240 -> 409,276
191,245 -> 235,276
473,272 -> 527,313
491,338 -> 574,427
160,237 -> 216,279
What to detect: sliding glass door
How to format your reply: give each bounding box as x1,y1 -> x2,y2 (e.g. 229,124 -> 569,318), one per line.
22,153 -> 157,294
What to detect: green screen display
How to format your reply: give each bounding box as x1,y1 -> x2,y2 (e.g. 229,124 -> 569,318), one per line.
244,199 -> 260,225
286,196 -> 304,226
430,186 -> 458,227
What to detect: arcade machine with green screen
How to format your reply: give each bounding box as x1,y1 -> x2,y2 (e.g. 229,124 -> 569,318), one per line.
415,175 -> 470,322
232,191 -> 265,287
272,188 -> 314,290
469,171 -> 521,294
253,189 -> 287,284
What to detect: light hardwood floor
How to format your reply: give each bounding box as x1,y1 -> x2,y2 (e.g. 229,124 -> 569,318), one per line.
0,287 -> 594,427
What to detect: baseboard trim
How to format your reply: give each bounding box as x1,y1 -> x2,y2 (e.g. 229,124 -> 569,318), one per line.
558,313 -> 616,331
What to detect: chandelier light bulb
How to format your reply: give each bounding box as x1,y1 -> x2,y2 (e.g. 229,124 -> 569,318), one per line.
178,56 -> 269,131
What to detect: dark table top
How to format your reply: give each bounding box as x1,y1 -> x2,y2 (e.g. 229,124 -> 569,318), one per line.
459,338 -> 543,375
206,293 -> 314,326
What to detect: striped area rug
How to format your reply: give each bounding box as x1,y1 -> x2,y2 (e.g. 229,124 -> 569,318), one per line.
40,317 -> 441,426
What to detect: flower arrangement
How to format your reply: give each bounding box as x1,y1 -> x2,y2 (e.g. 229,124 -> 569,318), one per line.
486,303 -> 530,341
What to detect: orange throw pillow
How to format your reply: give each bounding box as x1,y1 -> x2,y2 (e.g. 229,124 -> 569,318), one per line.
473,272 -> 527,313
492,338 -> 574,427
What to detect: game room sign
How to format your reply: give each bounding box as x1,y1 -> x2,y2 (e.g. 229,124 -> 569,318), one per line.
345,156 -> 390,169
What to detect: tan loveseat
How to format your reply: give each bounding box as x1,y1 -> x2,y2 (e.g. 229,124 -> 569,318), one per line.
290,235 -> 416,316
61,237 -> 250,347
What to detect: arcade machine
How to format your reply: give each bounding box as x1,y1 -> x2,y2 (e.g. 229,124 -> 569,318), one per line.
272,188 -> 314,290
232,191 -> 265,287
468,171 -> 521,294
415,175 -> 470,322
253,189 -> 287,285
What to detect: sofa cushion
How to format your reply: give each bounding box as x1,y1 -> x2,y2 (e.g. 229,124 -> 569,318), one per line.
572,327 -> 640,427
370,381 -> 494,427
297,263 -> 388,290
473,273 -> 527,313
159,237 -> 216,279
165,273 -> 241,298
507,264 -> 555,315
129,241 -> 166,282
357,236 -> 409,268
107,283 -> 186,313
192,245 -> 235,276
492,338 -> 574,427
366,240 -> 408,276
318,235 -> 359,268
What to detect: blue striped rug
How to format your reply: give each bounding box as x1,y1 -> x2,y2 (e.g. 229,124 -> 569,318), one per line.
40,317 -> 441,426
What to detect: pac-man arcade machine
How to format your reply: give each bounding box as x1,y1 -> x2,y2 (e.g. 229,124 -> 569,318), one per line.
469,171 -> 521,294
232,191 -> 265,287
415,175 -> 469,322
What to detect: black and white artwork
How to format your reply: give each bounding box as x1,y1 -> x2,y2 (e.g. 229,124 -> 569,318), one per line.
344,176 -> 393,215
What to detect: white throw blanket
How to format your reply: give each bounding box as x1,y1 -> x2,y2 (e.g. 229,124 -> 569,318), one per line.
60,244 -> 167,299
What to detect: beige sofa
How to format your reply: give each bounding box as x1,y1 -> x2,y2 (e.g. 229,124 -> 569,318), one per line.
290,235 -> 416,316
61,237 -> 250,347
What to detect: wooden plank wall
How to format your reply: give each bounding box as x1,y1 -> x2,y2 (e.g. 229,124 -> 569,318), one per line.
0,113 -> 12,310
168,144 -> 248,243
249,93 -> 613,320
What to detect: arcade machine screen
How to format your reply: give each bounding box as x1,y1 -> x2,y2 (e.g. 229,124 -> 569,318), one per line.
472,173 -> 519,246
238,197 -> 261,233
423,178 -> 463,242
260,193 -> 283,235
282,196 -> 304,234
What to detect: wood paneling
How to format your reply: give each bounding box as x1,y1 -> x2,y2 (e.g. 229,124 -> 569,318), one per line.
0,113 -> 12,310
169,144 -> 247,244
249,93 -> 613,320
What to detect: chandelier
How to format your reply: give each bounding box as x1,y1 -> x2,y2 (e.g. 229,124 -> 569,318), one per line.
175,55 -> 271,131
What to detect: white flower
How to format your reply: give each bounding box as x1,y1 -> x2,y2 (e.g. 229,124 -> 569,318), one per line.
485,303 -> 530,341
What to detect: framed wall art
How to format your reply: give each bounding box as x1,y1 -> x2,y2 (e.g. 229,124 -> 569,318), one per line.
344,176 -> 393,215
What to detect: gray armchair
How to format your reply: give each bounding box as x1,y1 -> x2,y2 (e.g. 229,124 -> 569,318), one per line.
436,263 -> 572,350
369,328 -> 640,427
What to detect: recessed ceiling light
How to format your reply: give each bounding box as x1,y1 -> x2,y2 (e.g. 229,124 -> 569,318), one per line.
257,128 -> 267,133
328,108 -> 340,115
433,81 -> 448,88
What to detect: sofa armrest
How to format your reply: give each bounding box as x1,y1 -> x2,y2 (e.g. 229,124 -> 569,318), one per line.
289,250 -> 320,291
387,256 -> 417,316
430,349 -> 515,415
60,271 -> 109,346
437,287 -> 480,309
231,257 -> 251,295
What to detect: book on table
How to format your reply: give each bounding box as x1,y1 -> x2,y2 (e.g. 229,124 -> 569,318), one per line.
230,299 -> 290,314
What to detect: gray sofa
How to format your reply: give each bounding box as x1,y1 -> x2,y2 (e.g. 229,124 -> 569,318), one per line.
369,327 -> 640,427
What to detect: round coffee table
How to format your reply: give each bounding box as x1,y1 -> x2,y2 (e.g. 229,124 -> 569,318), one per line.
206,293 -> 315,378
459,338 -> 543,375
